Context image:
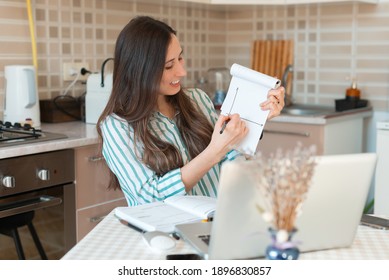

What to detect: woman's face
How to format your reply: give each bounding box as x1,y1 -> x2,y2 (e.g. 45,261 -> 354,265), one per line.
159,35 -> 187,96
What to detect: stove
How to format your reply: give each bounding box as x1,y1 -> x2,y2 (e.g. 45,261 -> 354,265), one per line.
0,121 -> 74,259
0,121 -> 67,148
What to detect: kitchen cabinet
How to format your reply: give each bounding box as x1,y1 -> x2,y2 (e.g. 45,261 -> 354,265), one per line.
285,0 -> 377,3
257,113 -> 366,157
177,0 -> 377,5
74,144 -> 127,241
374,121 -> 389,216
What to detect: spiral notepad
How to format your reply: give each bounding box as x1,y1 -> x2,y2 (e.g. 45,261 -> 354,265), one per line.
220,63 -> 281,156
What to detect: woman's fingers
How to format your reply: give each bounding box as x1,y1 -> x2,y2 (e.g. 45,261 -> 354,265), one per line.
260,87 -> 285,119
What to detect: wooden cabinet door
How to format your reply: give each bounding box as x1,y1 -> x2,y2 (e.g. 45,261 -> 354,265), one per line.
74,144 -> 127,241
76,198 -> 127,241
256,121 -> 325,157
75,144 -> 124,209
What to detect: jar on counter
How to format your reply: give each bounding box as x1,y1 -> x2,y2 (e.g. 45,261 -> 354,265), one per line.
196,67 -> 231,110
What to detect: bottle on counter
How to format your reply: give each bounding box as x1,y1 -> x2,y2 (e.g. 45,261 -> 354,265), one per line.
345,79 -> 361,100
212,72 -> 226,110
336,78 -> 367,112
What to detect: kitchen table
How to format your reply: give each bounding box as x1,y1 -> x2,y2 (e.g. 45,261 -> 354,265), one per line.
62,209 -> 389,260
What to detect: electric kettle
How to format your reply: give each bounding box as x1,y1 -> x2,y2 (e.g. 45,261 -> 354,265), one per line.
4,65 -> 41,128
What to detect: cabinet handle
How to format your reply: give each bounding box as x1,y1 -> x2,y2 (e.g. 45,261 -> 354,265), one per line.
89,214 -> 107,223
263,129 -> 310,137
0,195 -> 62,219
88,155 -> 104,162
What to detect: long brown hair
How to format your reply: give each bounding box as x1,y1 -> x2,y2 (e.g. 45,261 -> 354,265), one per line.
97,16 -> 213,190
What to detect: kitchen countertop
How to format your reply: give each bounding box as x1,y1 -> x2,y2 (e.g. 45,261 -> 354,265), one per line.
273,106 -> 373,125
0,121 -> 99,159
0,106 -> 373,159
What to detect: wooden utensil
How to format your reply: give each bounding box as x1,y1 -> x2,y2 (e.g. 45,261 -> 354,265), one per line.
251,40 -> 294,103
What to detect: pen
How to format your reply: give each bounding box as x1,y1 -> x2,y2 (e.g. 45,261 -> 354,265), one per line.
219,120 -> 229,134
220,87 -> 239,134
117,217 -> 145,233
117,217 -> 181,239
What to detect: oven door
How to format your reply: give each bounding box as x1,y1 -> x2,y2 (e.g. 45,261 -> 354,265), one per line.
0,183 -> 76,260
0,149 -> 76,259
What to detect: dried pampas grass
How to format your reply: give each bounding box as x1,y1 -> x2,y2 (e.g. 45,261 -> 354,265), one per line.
253,143 -> 317,232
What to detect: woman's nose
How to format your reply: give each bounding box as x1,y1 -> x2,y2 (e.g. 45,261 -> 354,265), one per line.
176,63 -> 187,77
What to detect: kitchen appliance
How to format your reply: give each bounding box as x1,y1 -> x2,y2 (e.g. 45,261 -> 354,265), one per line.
197,67 -> 230,110
85,73 -> 112,124
0,149 -> 76,259
0,120 -> 67,148
374,120 -> 389,216
85,58 -> 113,124
4,65 -> 41,128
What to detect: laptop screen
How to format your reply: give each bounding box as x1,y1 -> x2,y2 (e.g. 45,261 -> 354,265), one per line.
176,153 -> 377,260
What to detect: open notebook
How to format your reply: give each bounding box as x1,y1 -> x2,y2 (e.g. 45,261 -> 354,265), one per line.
175,153 -> 377,260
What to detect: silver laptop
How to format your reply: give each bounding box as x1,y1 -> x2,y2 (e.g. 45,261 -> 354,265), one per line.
175,153 -> 377,260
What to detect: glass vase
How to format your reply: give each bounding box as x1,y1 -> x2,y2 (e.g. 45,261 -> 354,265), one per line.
265,228 -> 300,260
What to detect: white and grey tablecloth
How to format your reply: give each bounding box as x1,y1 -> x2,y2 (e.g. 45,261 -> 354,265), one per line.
62,210 -> 389,260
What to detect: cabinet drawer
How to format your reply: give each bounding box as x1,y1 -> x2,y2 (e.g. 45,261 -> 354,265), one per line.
257,122 -> 324,156
76,198 -> 127,241
75,144 -> 124,208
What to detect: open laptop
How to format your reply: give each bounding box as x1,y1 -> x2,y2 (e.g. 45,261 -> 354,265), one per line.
175,153 -> 377,260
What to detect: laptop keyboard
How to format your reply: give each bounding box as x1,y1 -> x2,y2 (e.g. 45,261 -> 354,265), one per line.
198,234 -> 211,245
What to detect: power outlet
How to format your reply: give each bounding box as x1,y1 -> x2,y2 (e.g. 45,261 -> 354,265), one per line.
63,62 -> 90,81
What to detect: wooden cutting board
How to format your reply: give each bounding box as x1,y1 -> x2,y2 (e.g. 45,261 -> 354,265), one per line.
251,40 -> 294,103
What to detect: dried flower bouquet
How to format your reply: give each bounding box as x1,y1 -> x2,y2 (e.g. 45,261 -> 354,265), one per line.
253,144 -> 317,237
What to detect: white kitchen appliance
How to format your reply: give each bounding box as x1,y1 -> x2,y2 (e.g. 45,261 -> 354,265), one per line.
374,120 -> 389,215
85,73 -> 112,124
4,65 -> 41,128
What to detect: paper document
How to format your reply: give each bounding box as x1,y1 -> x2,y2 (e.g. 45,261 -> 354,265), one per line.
220,63 -> 281,156
114,195 -> 216,233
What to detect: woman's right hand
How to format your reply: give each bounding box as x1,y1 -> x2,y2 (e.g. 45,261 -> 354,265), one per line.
180,113 -> 248,191
208,114 -> 248,160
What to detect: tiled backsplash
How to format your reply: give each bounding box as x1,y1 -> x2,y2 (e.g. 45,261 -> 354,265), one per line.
0,0 -> 389,119
225,2 -> 389,111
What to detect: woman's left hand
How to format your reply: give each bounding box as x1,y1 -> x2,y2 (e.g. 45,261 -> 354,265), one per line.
260,86 -> 285,120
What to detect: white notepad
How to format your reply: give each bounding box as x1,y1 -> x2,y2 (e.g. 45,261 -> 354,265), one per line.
220,63 -> 281,156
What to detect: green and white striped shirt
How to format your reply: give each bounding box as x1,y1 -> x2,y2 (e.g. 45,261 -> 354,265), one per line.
100,88 -> 241,206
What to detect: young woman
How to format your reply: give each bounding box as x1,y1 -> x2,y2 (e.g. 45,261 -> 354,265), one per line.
97,16 -> 285,206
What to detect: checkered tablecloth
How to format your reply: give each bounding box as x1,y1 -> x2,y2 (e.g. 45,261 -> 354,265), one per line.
62,210 -> 389,260
62,210 -> 197,260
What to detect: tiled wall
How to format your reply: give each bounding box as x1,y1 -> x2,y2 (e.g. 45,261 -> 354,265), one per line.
1,0 -> 389,119
0,0 -> 226,117
224,2 -> 389,111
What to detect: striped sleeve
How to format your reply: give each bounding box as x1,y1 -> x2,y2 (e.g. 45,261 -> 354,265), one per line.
224,149 -> 244,162
100,115 -> 186,206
